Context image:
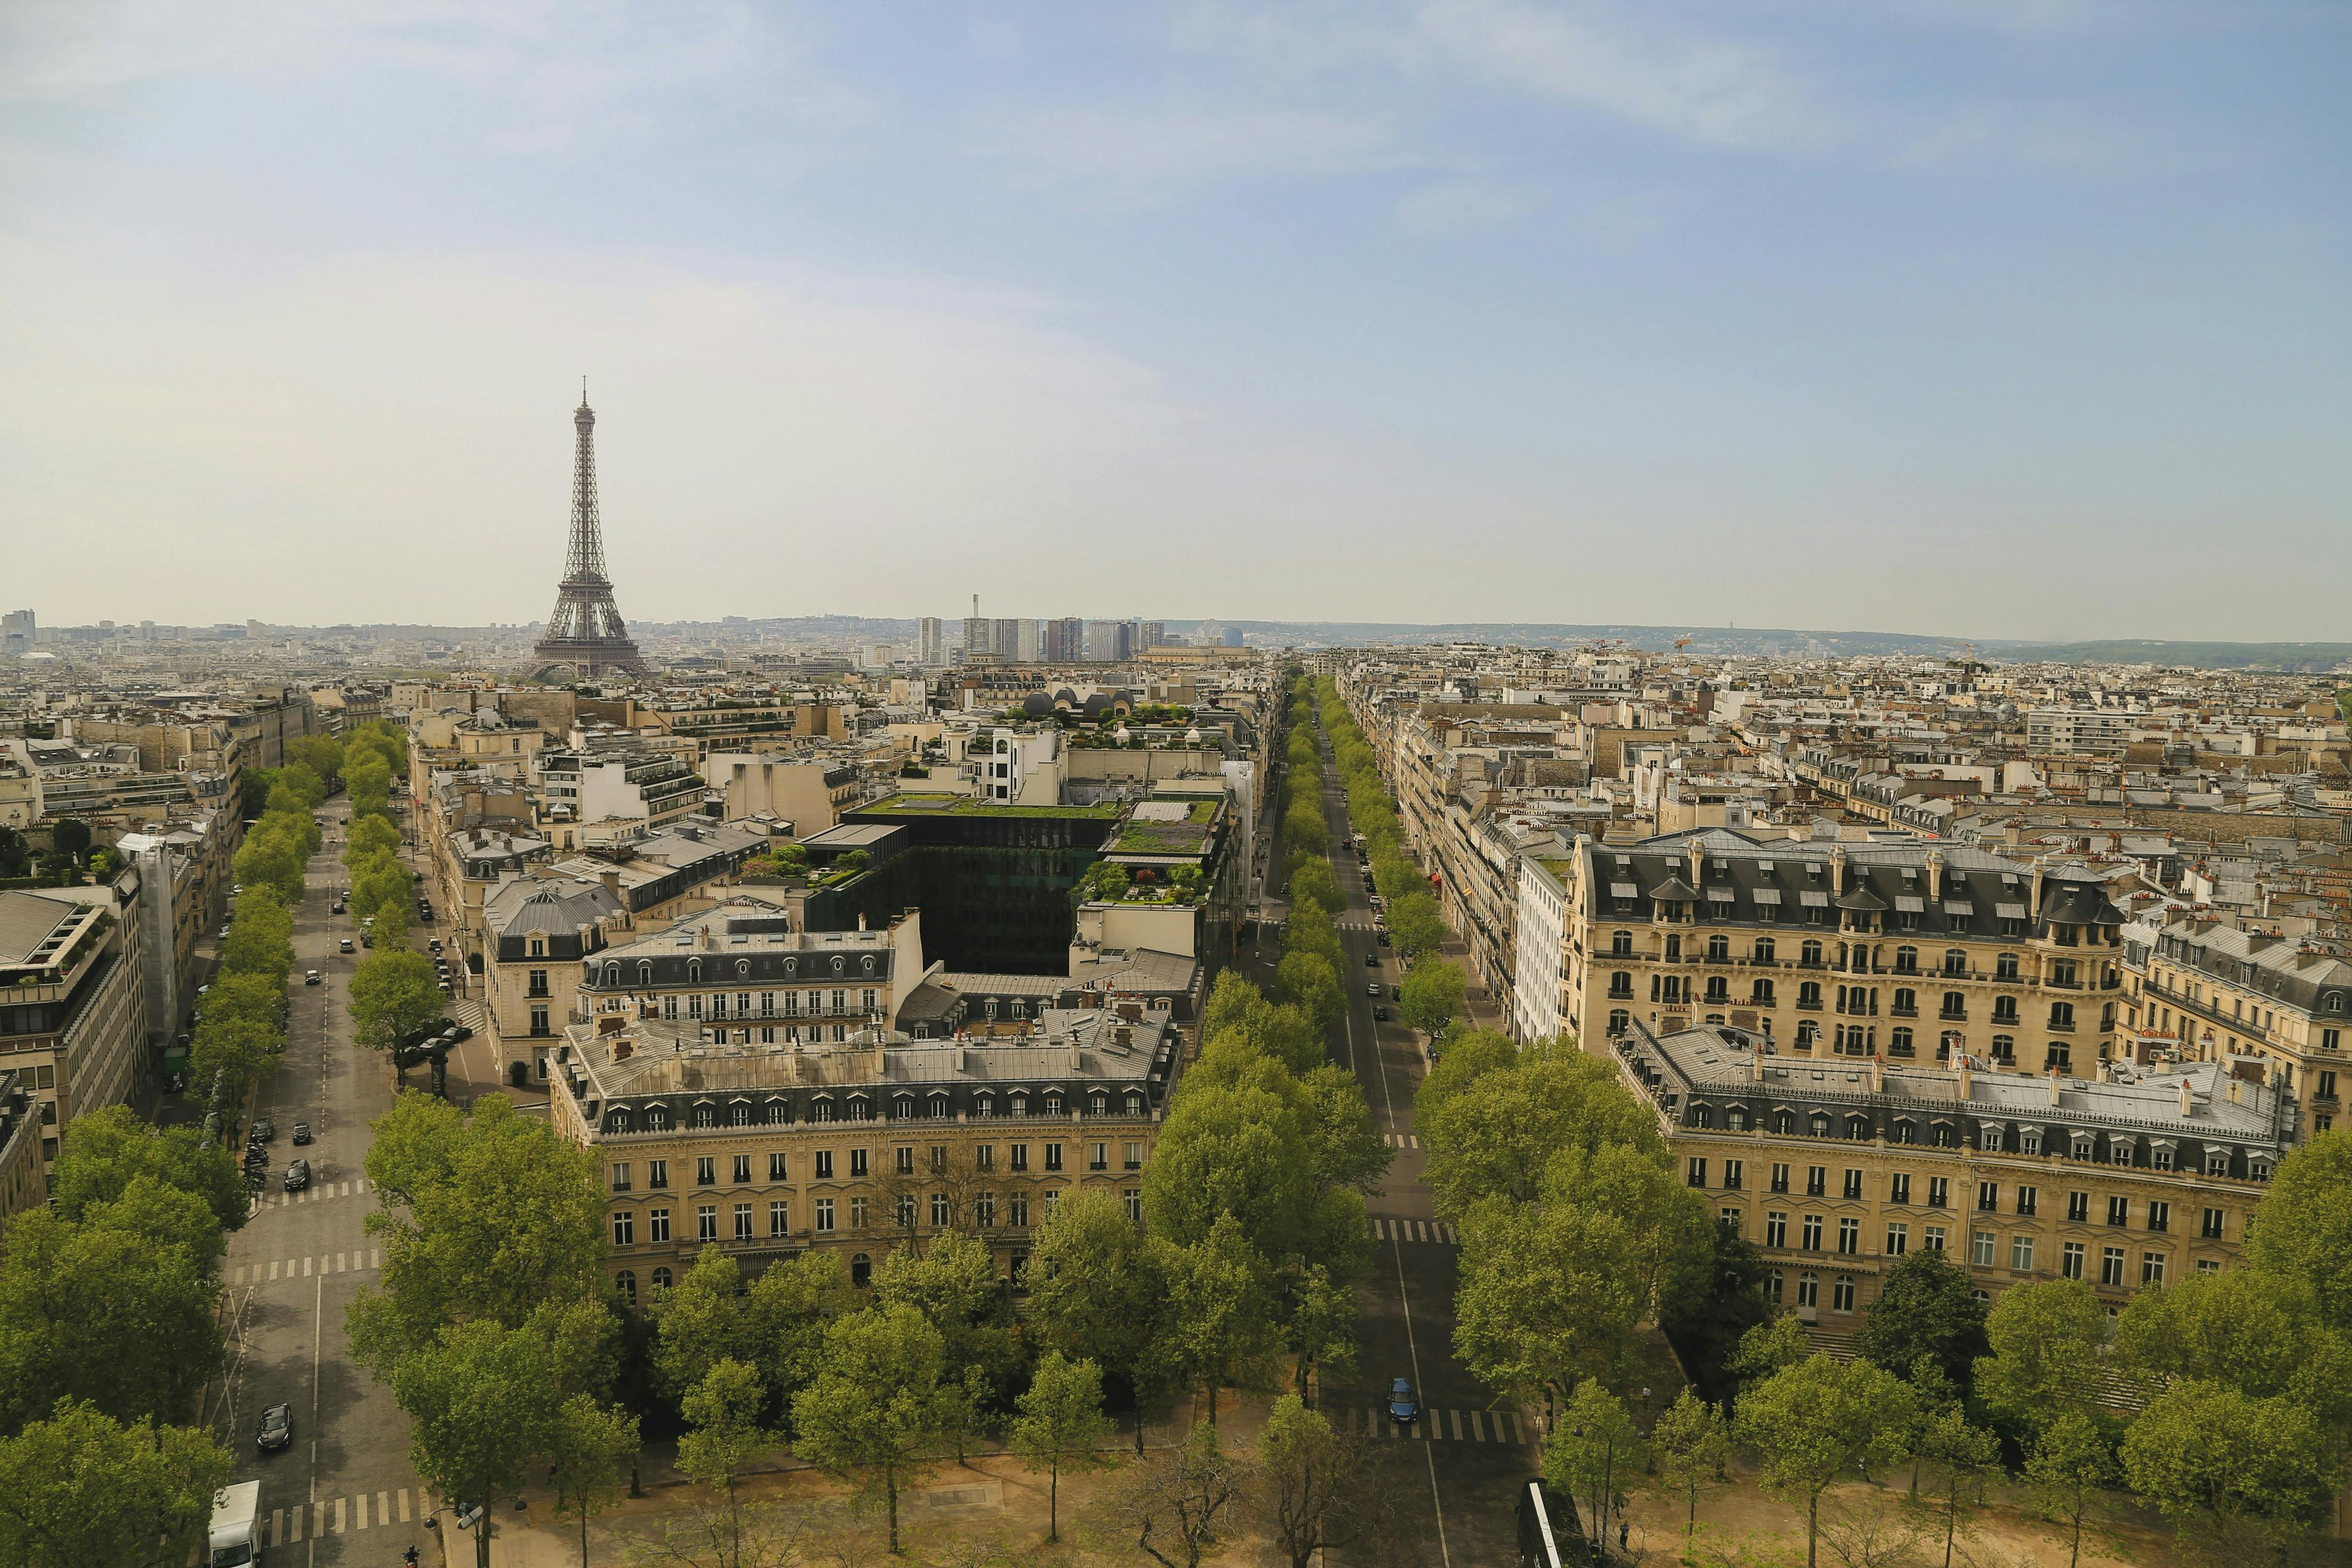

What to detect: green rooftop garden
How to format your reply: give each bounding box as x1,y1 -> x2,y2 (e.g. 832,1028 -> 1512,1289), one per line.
861,793 -> 1121,820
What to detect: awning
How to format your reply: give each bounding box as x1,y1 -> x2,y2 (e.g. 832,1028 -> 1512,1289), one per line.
1995,902 -> 2028,919
1894,895 -> 1925,913
1800,891 -> 1829,907
1610,881 -> 1637,899
1942,900 -> 1974,916
1706,886 -> 1735,902
1752,888 -> 1781,905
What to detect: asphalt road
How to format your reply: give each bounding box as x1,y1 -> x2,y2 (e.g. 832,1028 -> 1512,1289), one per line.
1248,721 -> 1537,1568
200,820 -> 442,1567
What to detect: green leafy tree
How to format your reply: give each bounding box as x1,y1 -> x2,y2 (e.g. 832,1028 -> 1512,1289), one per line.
349,1093 -> 608,1374
187,1012 -> 282,1119
0,1398 -> 233,1568
1914,1404 -> 2002,1568
789,1303 -> 946,1555
1286,859 -> 1343,918
50,818 -> 92,859
1972,1278 -> 2110,1439
347,949 -> 444,1058
1415,1040 -> 1660,1213
1009,1351 -> 1115,1542
1384,892 -> 1446,960
1144,1219 -> 1283,1427
1647,1388 -> 1731,1558
1025,1191 -> 1162,1430
1255,1393 -> 1386,1568
1281,1262 -> 1358,1406
0,1207 -> 222,1431
2245,1127 -> 2352,1329
392,1319 -> 564,1568
48,1106 -> 246,1237
1854,1251 -> 1989,1393
1453,1197 -> 1645,1406
547,1394 -> 639,1568
231,829 -> 306,906
1398,960 -> 1466,1037
678,1359 -> 774,1566
1545,1378 -> 1644,1548
1733,1354 -> 1918,1568
1657,1227 -> 1771,1399
2113,1266 -> 2352,1436
1298,1067 -> 1391,1197
2119,1379 -> 2332,1566
1273,951 -> 1341,1036
2024,1411 -> 2119,1568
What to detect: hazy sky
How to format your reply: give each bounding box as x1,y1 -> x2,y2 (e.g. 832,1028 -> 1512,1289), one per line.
2,2 -> 2345,640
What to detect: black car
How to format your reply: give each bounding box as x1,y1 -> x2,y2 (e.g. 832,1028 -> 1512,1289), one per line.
1373,1006 -> 1390,1022
1365,952 -> 1379,967
292,1122 -> 312,1146
258,1401 -> 293,1452
251,1118 -> 274,1141
447,1023 -> 473,1043
284,1159 -> 310,1192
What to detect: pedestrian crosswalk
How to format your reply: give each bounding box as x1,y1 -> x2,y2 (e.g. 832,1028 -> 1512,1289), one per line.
1382,1132 -> 1420,1149
1371,1217 -> 1458,1246
252,1177 -> 369,1208
1349,1404 -> 1530,1444
1339,919 -> 1387,933
265,1486 -> 423,1544
233,1249 -> 382,1286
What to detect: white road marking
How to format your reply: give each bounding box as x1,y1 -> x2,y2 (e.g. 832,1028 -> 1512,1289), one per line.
336,1251 -> 347,1273
378,1491 -> 390,1528
372,1248 -> 381,1268
302,1256 -> 312,1277
398,1488 -> 411,1522
334,1496 -> 347,1534
340,1182 -> 350,1197
271,1509 -> 284,1544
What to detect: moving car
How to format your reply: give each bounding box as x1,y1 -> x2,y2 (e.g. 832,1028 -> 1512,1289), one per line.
292,1122 -> 312,1146
339,938 -> 355,953
1388,1378 -> 1420,1424
1373,1006 -> 1390,1022
257,1402 -> 293,1453
283,1159 -> 309,1192
1365,952 -> 1379,967
1365,981 -> 1382,998
304,970 -> 321,986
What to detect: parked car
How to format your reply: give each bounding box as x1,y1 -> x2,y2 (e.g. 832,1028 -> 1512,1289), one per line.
217,925 -> 231,940
339,938 -> 355,953
292,1122 -> 312,1146
304,970 -> 321,986
447,1023 -> 473,1043
251,1118 -> 274,1140
283,1160 -> 310,1192
438,981 -> 453,997
428,940 -> 443,954
1388,1378 -> 1420,1424
257,1403 -> 293,1453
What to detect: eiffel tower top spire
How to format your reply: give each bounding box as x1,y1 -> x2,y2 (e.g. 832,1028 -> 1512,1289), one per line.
534,385 -> 644,676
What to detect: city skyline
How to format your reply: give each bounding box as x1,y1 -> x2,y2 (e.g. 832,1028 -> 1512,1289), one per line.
4,4 -> 2346,637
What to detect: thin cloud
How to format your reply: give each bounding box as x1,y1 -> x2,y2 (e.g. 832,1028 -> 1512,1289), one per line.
980,104 -> 1395,193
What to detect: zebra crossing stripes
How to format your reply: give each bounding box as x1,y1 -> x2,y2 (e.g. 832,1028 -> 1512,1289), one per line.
233,1249 -> 382,1286
257,1177 -> 369,1208
1383,1132 -> 1420,1149
1371,1217 -> 1459,1246
268,1486 -> 416,1544
1353,1404 -> 1529,1444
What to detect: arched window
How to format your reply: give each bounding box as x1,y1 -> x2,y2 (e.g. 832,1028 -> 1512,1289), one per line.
637,961 -> 653,986
1894,946 -> 1919,974
616,1270 -> 638,1307
1888,1026 -> 1913,1057
784,957 -> 797,974
652,1266 -> 673,1291
1943,949 -> 1968,977
1611,930 -> 1635,957
688,959 -> 703,984
2328,993 -> 2345,1014
832,955 -> 845,975
1801,940 -> 1824,967
1608,1009 -> 1630,1036
604,962 -> 621,986
1754,938 -> 1776,963
862,954 -> 876,974
737,959 -> 751,979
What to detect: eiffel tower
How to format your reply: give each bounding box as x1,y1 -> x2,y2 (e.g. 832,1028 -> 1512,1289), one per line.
532,385 -> 646,678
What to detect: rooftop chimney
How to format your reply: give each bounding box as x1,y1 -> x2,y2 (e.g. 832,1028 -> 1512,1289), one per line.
2179,1079 -> 2195,1118
1925,848 -> 1944,901
2048,1067 -> 2062,1106
1956,1055 -> 1973,1100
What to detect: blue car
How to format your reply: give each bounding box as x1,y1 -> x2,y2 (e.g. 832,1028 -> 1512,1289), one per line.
1388,1377 -> 1420,1424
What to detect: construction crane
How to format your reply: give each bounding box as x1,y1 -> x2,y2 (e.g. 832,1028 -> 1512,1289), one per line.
1673,636 -> 1694,653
